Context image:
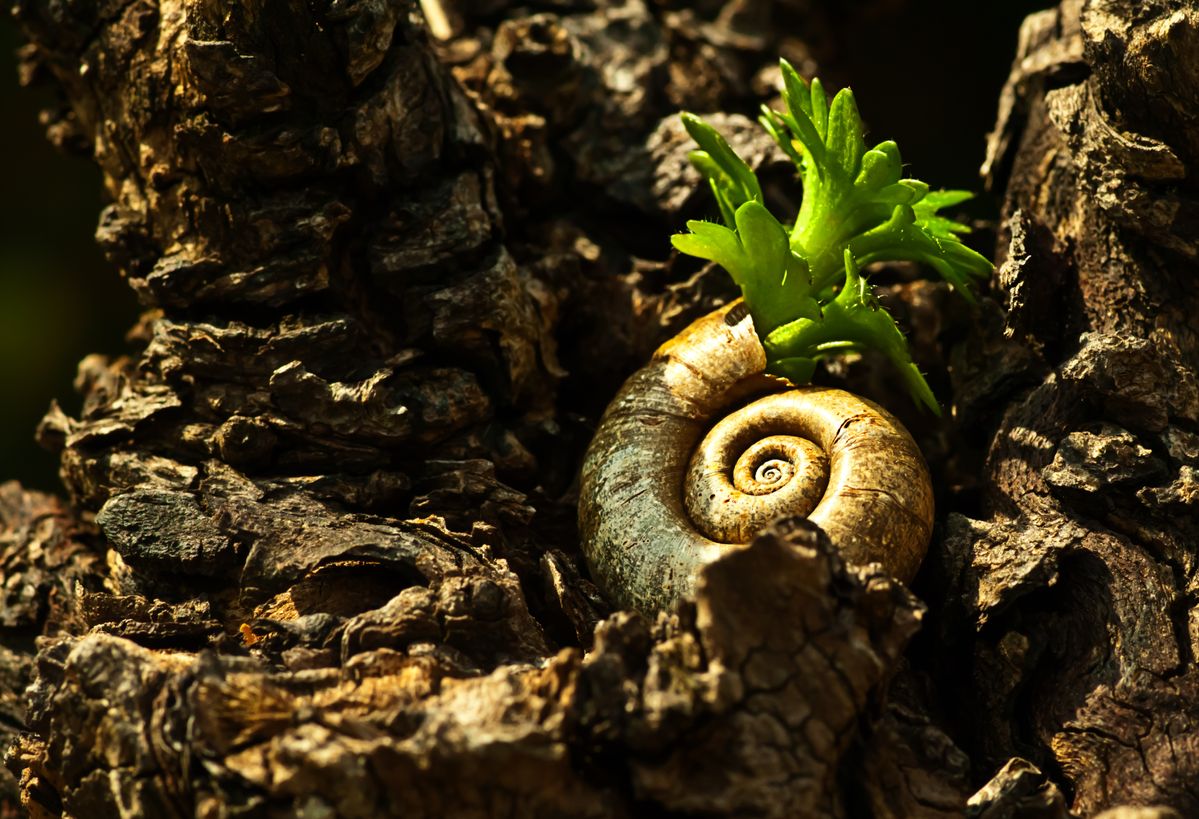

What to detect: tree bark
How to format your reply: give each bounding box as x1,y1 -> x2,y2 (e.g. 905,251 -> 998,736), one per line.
944,2 -> 1199,815
1,0 -> 1195,817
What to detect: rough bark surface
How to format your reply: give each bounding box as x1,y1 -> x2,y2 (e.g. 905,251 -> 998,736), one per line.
1,0 -> 1196,817
943,2 -> 1199,815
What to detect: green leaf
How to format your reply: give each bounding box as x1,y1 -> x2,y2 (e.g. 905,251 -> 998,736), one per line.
735,200 -> 788,274
688,152 -> 738,225
897,179 -> 929,201
855,144 -> 902,192
913,189 -> 975,238
771,63 -> 827,174
872,182 -> 924,206
673,203 -> 818,337
734,202 -> 820,334
826,89 -> 866,178
849,205 -> 991,301
671,221 -> 748,281
680,113 -> 762,225
759,106 -> 804,167
917,189 -> 973,211
780,59 -> 812,119
762,251 -> 940,413
810,77 -> 829,139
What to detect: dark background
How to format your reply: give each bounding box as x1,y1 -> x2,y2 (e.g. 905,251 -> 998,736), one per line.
0,16 -> 139,491
0,1 -> 1048,492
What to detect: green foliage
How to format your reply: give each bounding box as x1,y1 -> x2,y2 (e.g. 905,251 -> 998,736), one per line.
671,201 -> 819,336
672,60 -> 994,413
763,251 -> 939,414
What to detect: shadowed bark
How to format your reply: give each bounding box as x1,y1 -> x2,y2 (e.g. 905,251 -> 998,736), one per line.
1,0 -> 1196,816
939,1 -> 1199,814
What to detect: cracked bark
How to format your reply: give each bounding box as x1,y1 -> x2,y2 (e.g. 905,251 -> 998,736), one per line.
1,0 -> 1196,817
939,2 -> 1199,815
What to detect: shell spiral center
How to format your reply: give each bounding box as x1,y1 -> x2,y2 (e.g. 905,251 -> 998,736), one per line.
684,394 -> 830,543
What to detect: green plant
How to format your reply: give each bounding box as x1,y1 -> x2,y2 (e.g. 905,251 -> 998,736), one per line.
671,60 -> 992,414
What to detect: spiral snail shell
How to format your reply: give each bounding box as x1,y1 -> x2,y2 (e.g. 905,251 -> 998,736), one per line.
578,301 -> 934,614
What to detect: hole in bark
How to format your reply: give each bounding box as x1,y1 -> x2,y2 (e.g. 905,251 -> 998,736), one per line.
288,561 -> 428,618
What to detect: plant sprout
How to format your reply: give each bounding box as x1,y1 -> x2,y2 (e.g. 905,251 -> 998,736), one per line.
671,60 -> 993,414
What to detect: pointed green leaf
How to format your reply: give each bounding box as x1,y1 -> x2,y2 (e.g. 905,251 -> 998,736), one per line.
848,206 -> 993,301
782,252 -> 821,321
826,89 -> 866,178
735,200 -> 788,278
681,113 -> 762,206
768,100 -> 826,173
759,106 -> 804,166
941,239 -> 994,281
687,151 -> 737,224
733,201 -> 813,334
809,77 -> 829,139
916,212 -> 972,238
780,59 -> 812,119
672,222 -> 749,281
917,189 -> 973,211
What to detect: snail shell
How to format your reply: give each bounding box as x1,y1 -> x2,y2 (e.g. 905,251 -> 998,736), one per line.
578,301 -> 934,614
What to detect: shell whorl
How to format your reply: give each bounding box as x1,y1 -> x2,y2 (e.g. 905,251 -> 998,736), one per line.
578,302 -> 934,614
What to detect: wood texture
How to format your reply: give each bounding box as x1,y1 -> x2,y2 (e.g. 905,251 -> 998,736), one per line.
0,0 -> 1195,816
941,2 -> 1199,814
